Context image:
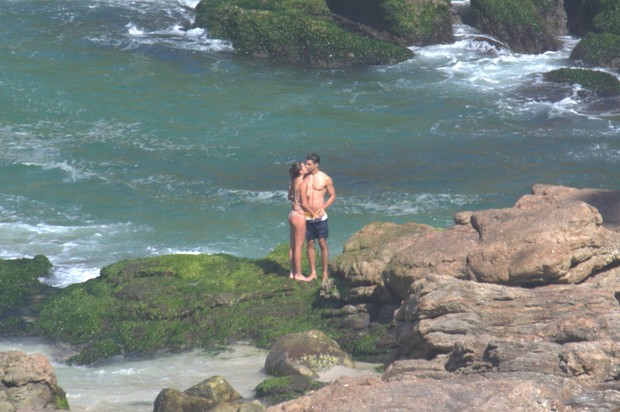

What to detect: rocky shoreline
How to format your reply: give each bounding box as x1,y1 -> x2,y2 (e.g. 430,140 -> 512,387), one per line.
271,184 -> 620,411
2,184 -> 620,410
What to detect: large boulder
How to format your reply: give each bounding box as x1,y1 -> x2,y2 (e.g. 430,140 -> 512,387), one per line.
565,0 -> 620,36
194,0 -> 455,67
566,0 -> 620,69
264,330 -> 354,378
0,351 -> 69,411
570,32 -> 620,69
333,184 -> 620,300
470,0 -> 565,54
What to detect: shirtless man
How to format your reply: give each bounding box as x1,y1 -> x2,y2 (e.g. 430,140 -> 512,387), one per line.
304,153 -> 336,287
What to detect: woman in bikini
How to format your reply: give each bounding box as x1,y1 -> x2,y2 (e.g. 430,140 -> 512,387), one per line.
288,161 -> 313,281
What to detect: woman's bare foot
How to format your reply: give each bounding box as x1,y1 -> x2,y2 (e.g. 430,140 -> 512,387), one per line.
289,273 -> 294,279
294,273 -> 312,282
306,273 -> 318,281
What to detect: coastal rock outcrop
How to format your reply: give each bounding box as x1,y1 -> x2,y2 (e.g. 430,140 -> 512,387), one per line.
0,351 -> 69,411
467,0 -> 620,72
309,184 -> 620,411
470,0 -> 565,53
194,0 -> 455,67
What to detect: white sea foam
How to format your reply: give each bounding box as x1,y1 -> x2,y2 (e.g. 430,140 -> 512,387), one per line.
339,192 -> 480,219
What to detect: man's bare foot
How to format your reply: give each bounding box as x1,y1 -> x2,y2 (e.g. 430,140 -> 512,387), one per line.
294,273 -> 312,282
289,273 -> 294,279
306,273 -> 318,281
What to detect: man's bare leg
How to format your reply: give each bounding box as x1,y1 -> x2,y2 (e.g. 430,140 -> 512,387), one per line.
306,239 -> 318,280
318,237 -> 329,283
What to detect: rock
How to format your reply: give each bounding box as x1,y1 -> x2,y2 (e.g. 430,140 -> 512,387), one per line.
264,330 -> 354,378
17,250 -> 329,365
566,0 -> 620,36
565,0 -> 620,69
0,351 -> 69,411
466,195 -> 618,285
470,0 -> 563,54
154,376 -> 263,412
393,273 -> 620,363
315,184 -> 620,410
332,184 -> 620,300
194,0 -> 415,68
254,375 -> 325,405
0,255 -> 55,335
544,68 -> 620,97
184,375 -> 242,403
325,0 -> 454,47
154,388 -> 216,412
266,373 -> 581,411
570,32 -> 620,70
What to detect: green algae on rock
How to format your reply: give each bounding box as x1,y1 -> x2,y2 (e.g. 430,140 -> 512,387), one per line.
0,255 -> 56,335
2,245 -> 389,365
325,0 -> 454,47
194,0 -> 415,67
255,375 -> 325,404
544,67 -> 620,97
31,250 -> 319,364
470,0 -> 563,54
570,32 -> 620,69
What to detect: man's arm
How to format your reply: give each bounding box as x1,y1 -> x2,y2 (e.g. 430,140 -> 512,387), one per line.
322,176 -> 336,211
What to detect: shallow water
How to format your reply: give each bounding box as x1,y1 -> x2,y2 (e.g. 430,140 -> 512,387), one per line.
0,338 -> 269,411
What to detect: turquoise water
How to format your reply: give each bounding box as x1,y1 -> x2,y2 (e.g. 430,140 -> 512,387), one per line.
2,1 -> 620,410
1,0 -> 619,288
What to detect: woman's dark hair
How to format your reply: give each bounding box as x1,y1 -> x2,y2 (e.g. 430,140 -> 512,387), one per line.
289,161 -> 304,180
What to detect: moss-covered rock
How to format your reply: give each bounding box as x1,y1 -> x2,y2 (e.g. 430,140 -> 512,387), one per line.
470,0 -> 563,53
325,0 -> 454,46
570,32 -> 620,69
195,0 -> 415,67
0,245 -> 388,365
544,67 -> 620,96
0,255 -> 56,335
255,375 -> 325,404
566,0 -> 620,36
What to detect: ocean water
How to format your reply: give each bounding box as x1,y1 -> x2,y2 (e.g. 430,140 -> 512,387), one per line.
2,0 -> 618,287
1,0 -> 619,409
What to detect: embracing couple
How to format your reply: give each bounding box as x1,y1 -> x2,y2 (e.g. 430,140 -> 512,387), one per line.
287,153 -> 336,288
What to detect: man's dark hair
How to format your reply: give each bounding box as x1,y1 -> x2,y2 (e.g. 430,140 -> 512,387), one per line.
306,153 -> 320,164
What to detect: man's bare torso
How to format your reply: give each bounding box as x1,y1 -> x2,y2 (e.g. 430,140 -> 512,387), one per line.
306,171 -> 330,213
